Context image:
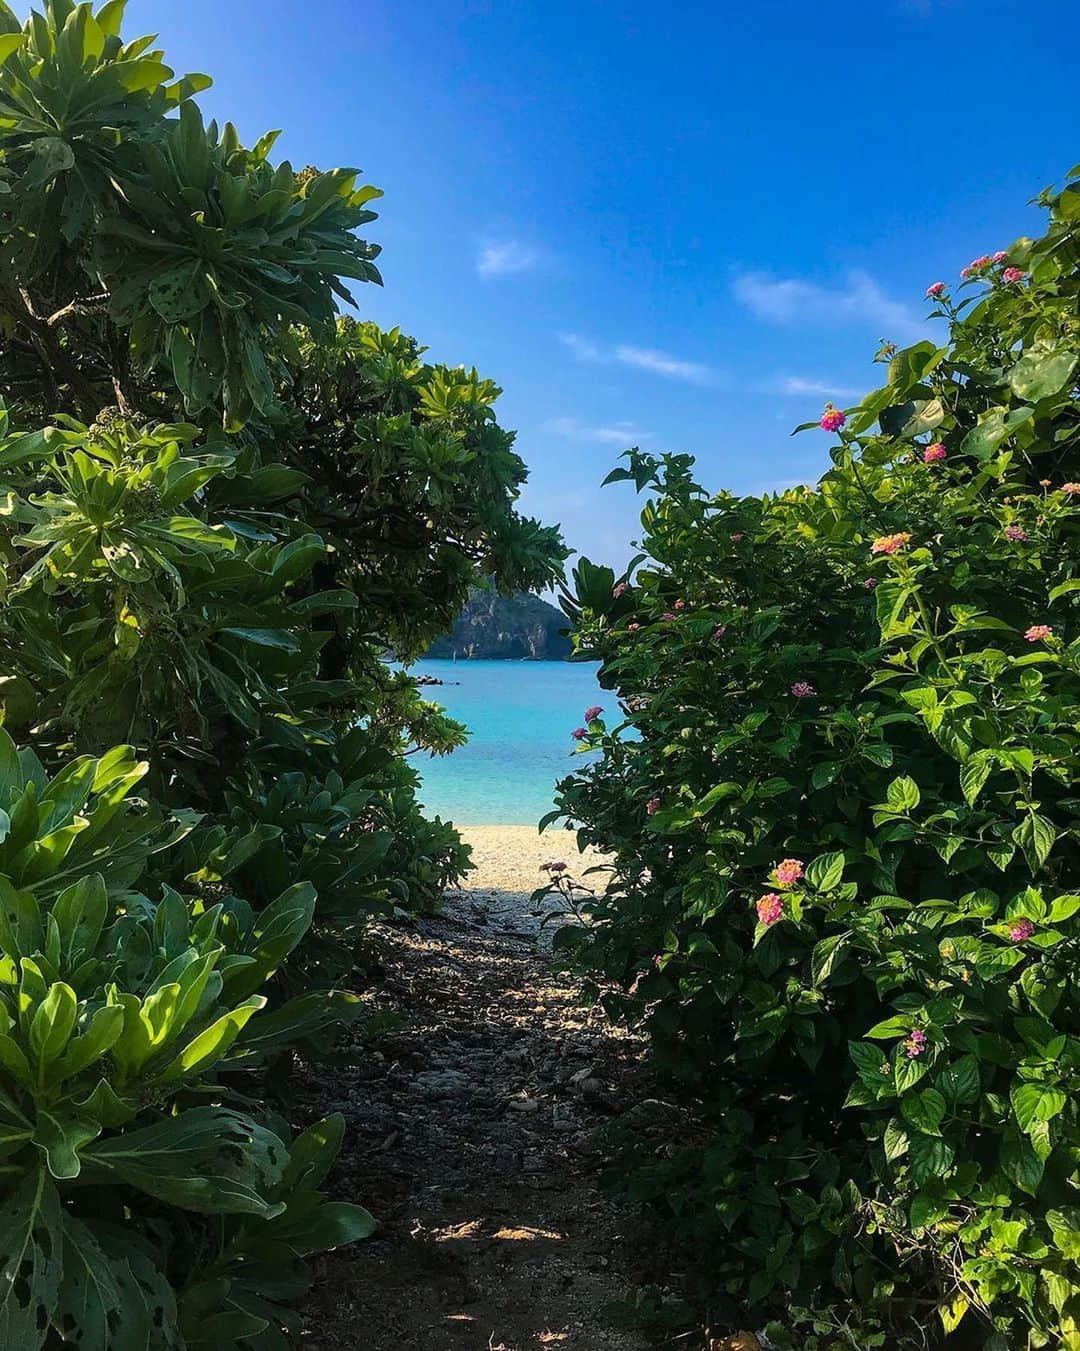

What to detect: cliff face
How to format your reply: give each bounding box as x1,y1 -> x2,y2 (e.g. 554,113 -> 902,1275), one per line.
425,589 -> 571,660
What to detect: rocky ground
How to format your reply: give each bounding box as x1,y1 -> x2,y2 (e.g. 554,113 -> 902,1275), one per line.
294,827 -> 663,1350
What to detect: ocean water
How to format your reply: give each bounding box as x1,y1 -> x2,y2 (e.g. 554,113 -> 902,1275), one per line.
409,658 -> 605,825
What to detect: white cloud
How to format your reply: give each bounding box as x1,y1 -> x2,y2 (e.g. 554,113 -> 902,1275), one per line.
614,344 -> 712,384
477,239 -> 541,278
732,269 -> 927,342
772,375 -> 863,399
559,332 -> 714,384
547,416 -> 652,446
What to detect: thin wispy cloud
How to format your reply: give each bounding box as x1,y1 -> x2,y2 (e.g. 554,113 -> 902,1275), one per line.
732,269 -> 927,342
770,375 -> 863,399
547,416 -> 652,446
614,344 -> 712,384
476,239 -> 541,278
559,332 -> 714,385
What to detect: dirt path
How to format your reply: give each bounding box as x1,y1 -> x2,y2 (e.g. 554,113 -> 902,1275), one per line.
299,828 -> 655,1350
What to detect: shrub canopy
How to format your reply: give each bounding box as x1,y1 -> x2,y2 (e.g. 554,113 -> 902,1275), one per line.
552,172 -> 1080,1349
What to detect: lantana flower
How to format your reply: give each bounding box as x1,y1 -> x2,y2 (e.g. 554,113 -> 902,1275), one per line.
584,705 -> 603,722
903,1029 -> 928,1059
1062,483 -> 1080,495
756,893 -> 784,926
870,532 -> 912,555
774,858 -> 804,886
922,443 -> 947,464
1024,624 -> 1052,642
571,727 -> 588,740
612,582 -> 629,598
543,861 -> 567,874
791,681 -> 815,699
1001,266 -> 1026,284
1004,524 -> 1029,542
646,795 -> 661,816
925,281 -> 947,299
1008,919 -> 1035,942
992,250 -> 1008,263
819,404 -> 846,432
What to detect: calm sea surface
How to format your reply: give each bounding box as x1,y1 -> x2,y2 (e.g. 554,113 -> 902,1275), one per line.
408,658 -> 605,825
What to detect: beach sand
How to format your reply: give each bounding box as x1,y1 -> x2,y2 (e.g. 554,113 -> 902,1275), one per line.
456,823 -> 608,899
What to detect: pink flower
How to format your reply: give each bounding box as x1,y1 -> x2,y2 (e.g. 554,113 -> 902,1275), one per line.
969,255 -> 992,271
923,443 -> 947,464
571,727 -> 588,740
903,1029 -> 927,1059
729,532 -> 745,543
584,705 -> 603,722
959,266 -> 973,279
661,611 -> 677,621
543,860 -> 567,874
1062,483 -> 1080,495
791,681 -> 816,699
1024,624 -> 1052,642
925,281 -> 947,299
775,858 -> 804,886
871,532 -> 912,555
646,795 -> 661,816
1001,266 -> 1026,284
1008,919 -> 1035,943
864,577 -> 877,590
627,622 -> 641,632
673,599 -> 686,610
756,893 -> 784,926
993,251 -> 1008,263
820,404 -> 846,432
712,624 -> 727,640
612,582 -> 629,599
1004,524 -> 1028,542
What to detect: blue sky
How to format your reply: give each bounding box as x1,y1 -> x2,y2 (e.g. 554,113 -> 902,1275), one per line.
131,0 -> 1078,576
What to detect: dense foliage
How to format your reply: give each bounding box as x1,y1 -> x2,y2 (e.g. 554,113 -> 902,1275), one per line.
0,1 -> 564,1344
551,172 -> 1080,1348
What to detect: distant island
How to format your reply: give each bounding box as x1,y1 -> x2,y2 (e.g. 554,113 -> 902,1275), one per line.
425,588 -> 571,660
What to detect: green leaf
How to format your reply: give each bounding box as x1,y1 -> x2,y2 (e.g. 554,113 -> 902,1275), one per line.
1013,812 -> 1057,872
901,1087 -> 946,1136
1011,1081 -> 1066,1135
0,1168 -> 62,1346
909,1134 -> 954,1185
806,851 -> 844,891
1008,348 -> 1077,402
959,752 -> 993,806
1046,1208 -> 1080,1260
810,932 -> 850,985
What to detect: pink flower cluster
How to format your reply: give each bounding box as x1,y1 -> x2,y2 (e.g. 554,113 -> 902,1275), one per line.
661,611 -> 677,621
584,705 -> 603,722
712,624 -> 727,641
1008,919 -> 1035,943
864,577 -> 877,590
925,281 -> 947,299
627,622 -> 641,632
571,727 -> 587,740
993,251 -> 1008,263
1024,624 -> 1052,643
775,858 -> 804,886
1004,524 -> 1029,542
960,254 -> 992,279
612,582 -> 629,599
543,860 -> 567,874
757,893 -> 784,926
922,442 -> 947,464
903,1029 -> 928,1060
1001,266 -> 1026,284
790,681 -> 815,699
871,532 -> 912,556
1063,483 -> 1080,495
646,795 -> 661,816
729,532 -> 745,543
819,404 -> 846,433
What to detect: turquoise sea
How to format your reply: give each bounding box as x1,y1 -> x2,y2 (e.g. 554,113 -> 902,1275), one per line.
410,658 -> 605,825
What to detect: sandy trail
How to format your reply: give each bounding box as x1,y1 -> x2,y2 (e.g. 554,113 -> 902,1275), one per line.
297,826 -> 655,1351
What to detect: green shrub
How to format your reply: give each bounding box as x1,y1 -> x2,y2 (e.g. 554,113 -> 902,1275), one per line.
0,728 -> 373,1346
551,174 -> 1080,1347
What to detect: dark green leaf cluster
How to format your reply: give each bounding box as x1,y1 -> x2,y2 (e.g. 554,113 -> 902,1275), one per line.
551,170 -> 1080,1348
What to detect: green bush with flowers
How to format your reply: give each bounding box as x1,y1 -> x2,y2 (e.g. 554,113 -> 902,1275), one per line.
549,171 -> 1080,1347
